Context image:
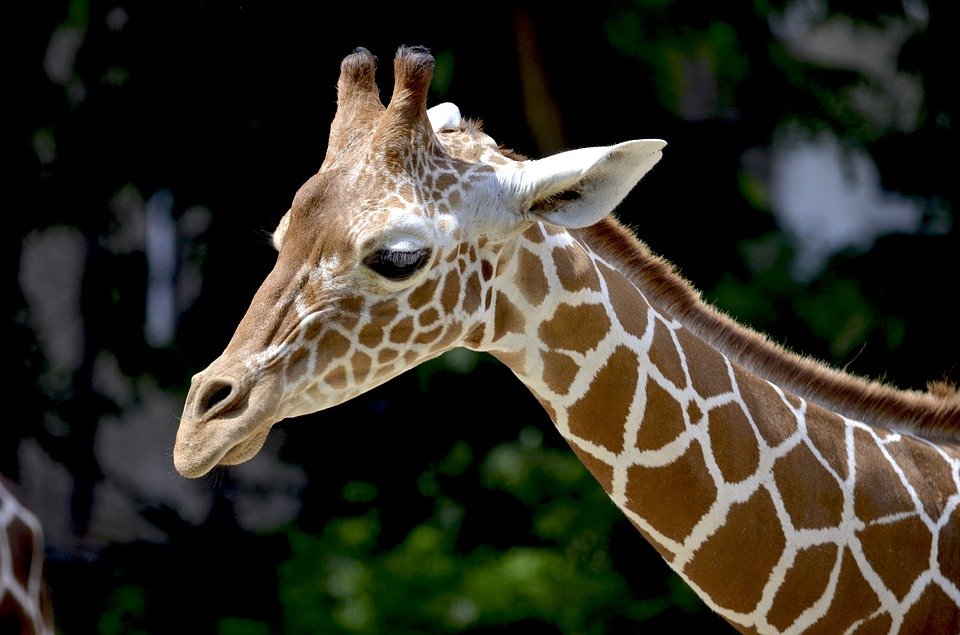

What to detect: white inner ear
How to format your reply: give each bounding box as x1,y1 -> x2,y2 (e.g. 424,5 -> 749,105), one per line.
428,102 -> 462,132
272,210 -> 290,251
514,139 -> 666,229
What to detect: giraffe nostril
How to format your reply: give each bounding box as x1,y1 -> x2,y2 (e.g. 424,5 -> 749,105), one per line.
195,378 -> 238,419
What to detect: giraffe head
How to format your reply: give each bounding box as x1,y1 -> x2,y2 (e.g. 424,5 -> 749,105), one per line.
173,46 -> 664,478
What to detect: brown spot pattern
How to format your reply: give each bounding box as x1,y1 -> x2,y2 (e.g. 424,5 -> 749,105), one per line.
684,488 -> 785,614
535,395 -> 557,422
436,173 -> 456,190
736,368 -> 799,448
708,403 -> 760,483
853,428 -> 916,522
804,549 -> 880,635
439,271 -> 460,313
773,442 -> 845,529
552,245 -> 601,292
351,351 -> 371,383
433,323 -> 463,350
767,544 -> 839,632
541,351 -> 579,395
336,295 -> 365,329
407,275 -> 439,310
889,435 -> 957,519
525,223 -> 545,243
358,323 -> 383,348
481,260 -> 493,281
539,303 -> 610,353
570,446 -> 614,493
804,408 -> 849,481
899,583 -> 960,633
302,316 -> 325,341
857,515 -> 931,600
567,346 -> 638,454
543,223 -> 565,236
463,324 -> 485,347
462,272 -> 482,314
324,365 -> 348,389
414,326 -> 443,345
370,297 -> 398,318
418,307 -> 439,327
938,505 -> 960,584
378,348 -> 398,364
285,348 -> 309,382
851,613 -> 892,634
597,262 -> 649,340
389,316 -> 414,344
317,331 -> 350,364
677,329 -> 731,398
492,292 -> 525,343
494,350 -> 526,375
517,247 -> 548,306
649,321 -> 686,388
635,378 -> 685,452
626,440 -> 716,543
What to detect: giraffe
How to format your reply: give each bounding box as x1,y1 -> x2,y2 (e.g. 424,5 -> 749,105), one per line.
174,46 -> 960,633
0,477 -> 53,635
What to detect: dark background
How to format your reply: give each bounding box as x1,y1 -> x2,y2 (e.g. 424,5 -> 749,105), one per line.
8,1 -> 958,633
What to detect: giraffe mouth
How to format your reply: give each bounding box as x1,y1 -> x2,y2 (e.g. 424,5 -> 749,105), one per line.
219,429 -> 271,467
174,415 -> 278,478
174,371 -> 283,478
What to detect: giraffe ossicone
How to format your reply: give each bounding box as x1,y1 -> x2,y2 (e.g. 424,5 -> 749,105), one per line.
174,46 -> 960,633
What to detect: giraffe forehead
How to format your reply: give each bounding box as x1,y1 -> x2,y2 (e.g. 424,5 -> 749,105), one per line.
436,127 -> 505,163
288,127 -> 519,258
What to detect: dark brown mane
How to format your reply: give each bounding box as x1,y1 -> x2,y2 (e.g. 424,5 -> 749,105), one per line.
574,216 -> 960,440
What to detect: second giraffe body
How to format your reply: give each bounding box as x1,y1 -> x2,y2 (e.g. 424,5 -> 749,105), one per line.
174,47 -> 960,633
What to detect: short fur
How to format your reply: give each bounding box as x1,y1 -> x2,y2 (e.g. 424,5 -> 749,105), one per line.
440,103 -> 960,440
574,217 -> 960,439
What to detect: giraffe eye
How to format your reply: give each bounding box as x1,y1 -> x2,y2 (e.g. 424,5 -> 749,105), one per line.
365,248 -> 431,281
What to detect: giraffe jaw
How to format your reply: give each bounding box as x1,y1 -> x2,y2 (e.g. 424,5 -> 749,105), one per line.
219,428 -> 272,467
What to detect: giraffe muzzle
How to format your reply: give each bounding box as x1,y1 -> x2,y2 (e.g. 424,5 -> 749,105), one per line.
174,367 -> 283,478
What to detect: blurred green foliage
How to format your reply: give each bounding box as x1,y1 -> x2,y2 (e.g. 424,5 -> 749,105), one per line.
277,430 -> 705,634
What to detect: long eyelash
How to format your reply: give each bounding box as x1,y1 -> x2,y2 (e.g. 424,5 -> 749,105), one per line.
366,248 -> 431,280
382,250 -> 423,265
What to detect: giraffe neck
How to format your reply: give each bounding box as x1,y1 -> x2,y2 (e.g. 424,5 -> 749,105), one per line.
476,222 -> 960,633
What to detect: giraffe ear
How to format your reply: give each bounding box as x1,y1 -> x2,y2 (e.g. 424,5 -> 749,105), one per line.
427,102 -> 462,132
515,139 -> 666,228
272,210 -> 291,251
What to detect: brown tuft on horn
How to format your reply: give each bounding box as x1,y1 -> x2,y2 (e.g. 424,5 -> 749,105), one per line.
322,47 -> 386,168
387,46 -> 435,124
371,46 -> 439,168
